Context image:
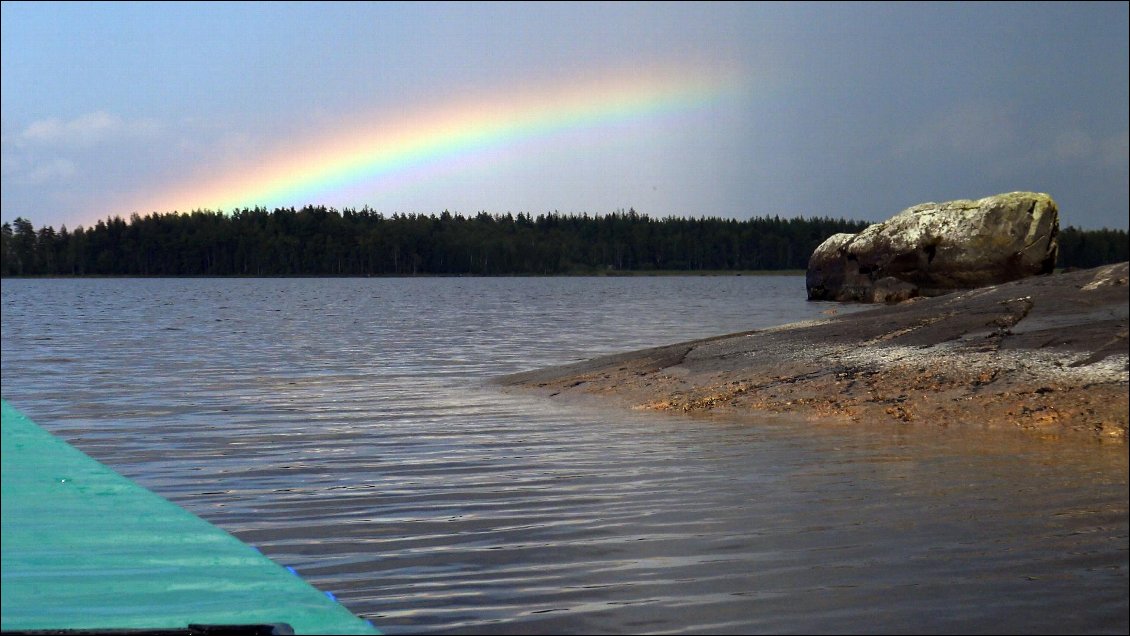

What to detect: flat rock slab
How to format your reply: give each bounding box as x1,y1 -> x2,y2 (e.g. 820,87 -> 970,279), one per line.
499,262 -> 1129,440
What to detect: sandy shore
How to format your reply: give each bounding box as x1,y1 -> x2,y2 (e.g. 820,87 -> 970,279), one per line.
499,262 -> 1129,441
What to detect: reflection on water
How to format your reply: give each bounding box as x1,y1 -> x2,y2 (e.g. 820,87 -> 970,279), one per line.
2,277 -> 1126,634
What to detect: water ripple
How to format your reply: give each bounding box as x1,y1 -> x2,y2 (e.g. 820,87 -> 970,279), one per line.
3,277 -> 1126,634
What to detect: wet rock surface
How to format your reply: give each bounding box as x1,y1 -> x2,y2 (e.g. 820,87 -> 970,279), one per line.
807,192 -> 1060,302
500,262 -> 1129,440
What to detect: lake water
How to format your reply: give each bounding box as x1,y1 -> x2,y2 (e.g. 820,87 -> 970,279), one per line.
2,276 -> 1126,634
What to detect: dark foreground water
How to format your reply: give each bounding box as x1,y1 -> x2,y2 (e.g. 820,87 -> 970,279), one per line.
2,277 -> 1126,634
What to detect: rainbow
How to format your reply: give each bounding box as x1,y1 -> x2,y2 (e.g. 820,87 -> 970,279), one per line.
126,66 -> 743,216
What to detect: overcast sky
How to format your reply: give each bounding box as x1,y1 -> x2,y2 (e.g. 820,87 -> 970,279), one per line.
2,1 -> 1127,231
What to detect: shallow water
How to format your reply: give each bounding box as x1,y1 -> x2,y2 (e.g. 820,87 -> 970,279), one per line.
2,277 -> 1126,634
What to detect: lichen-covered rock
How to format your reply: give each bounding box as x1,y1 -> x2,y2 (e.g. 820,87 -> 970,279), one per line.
807,191 -> 1059,302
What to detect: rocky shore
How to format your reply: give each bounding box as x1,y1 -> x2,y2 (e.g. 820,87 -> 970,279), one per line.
498,262 -> 1129,441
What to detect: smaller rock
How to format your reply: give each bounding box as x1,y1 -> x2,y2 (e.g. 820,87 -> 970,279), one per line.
870,277 -> 918,303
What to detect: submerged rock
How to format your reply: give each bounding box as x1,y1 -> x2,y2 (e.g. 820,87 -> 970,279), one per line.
807,191 -> 1060,302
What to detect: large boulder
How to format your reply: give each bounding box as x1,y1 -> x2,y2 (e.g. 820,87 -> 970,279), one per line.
807,192 -> 1059,302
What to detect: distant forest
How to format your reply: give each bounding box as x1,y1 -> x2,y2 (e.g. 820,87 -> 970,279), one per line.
1,206 -> 1127,277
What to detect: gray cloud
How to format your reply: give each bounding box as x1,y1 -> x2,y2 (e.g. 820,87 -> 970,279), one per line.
0,153 -> 76,185
892,101 -> 1019,160
1053,128 -> 1129,168
20,111 -> 160,147
21,158 -> 77,184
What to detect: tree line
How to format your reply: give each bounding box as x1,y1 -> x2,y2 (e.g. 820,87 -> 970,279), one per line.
1,206 -> 1126,277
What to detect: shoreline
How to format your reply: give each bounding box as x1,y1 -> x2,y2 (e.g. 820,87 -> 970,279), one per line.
499,262 -> 1129,442
0,269 -> 807,280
